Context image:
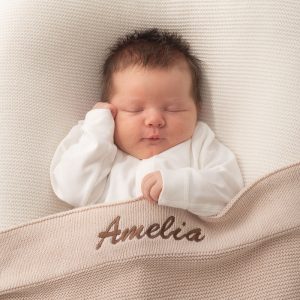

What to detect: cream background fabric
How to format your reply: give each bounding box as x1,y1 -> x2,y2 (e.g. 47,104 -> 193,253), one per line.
0,0 -> 300,229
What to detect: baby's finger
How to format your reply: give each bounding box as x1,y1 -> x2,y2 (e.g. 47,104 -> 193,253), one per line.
149,183 -> 162,202
142,182 -> 154,202
108,103 -> 118,119
92,102 -> 110,110
92,102 -> 117,119
141,175 -> 156,202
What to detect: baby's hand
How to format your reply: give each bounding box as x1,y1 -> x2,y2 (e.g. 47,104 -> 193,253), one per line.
141,171 -> 163,203
92,102 -> 117,119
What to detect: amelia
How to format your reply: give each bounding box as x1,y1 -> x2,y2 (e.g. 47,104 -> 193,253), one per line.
96,215 -> 205,250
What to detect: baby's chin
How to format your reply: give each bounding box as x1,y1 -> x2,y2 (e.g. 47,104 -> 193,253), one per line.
126,149 -> 162,160
115,138 -> 191,160
117,144 -> 168,160
135,151 -> 159,160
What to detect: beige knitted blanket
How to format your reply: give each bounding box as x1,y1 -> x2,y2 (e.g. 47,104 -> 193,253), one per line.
0,162 -> 299,299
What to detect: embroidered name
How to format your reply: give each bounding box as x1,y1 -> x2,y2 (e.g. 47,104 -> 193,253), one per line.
96,215 -> 205,250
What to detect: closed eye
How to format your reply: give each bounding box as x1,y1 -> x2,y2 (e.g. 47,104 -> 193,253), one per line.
166,107 -> 187,112
122,108 -> 144,113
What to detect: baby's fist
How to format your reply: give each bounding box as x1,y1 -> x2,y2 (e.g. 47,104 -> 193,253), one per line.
141,171 -> 163,203
92,102 -> 117,119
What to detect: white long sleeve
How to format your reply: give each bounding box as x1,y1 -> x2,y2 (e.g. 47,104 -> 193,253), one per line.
50,116 -> 244,215
50,109 -> 117,207
157,122 -> 244,217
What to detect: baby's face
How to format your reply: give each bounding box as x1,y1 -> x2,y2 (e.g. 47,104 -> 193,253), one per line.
109,62 -> 198,159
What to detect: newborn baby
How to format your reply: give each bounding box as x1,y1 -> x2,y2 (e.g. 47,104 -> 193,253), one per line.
50,28 -> 244,217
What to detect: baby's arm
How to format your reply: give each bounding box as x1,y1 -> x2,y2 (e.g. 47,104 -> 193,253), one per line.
156,126 -> 244,217
50,103 -> 117,207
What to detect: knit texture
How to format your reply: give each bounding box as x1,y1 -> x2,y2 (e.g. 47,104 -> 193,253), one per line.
0,162 -> 299,299
1,1 -> 300,229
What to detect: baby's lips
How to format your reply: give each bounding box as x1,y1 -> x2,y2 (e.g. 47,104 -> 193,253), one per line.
144,133 -> 163,139
148,135 -> 160,139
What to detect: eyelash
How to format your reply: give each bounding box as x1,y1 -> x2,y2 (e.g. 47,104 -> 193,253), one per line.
123,108 -> 186,113
124,109 -> 143,113
166,108 -> 188,113
166,109 -> 184,112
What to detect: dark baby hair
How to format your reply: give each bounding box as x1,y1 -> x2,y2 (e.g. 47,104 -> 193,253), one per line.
100,28 -> 202,108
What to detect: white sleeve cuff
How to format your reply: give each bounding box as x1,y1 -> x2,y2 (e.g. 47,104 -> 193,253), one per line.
158,169 -> 189,210
83,109 -> 115,143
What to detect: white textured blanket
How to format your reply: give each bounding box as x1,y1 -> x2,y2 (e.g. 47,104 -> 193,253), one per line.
0,162 -> 299,299
1,0 -> 300,231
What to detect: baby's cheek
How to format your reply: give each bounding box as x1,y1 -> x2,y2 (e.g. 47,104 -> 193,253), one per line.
173,122 -> 195,142
115,120 -> 139,145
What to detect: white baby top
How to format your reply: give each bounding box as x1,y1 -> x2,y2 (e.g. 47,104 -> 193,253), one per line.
50,109 -> 244,217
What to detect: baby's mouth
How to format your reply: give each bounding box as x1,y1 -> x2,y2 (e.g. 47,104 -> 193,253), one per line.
141,136 -> 165,144
143,135 -> 161,140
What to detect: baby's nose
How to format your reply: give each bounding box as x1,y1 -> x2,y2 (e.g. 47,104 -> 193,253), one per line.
144,109 -> 165,127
